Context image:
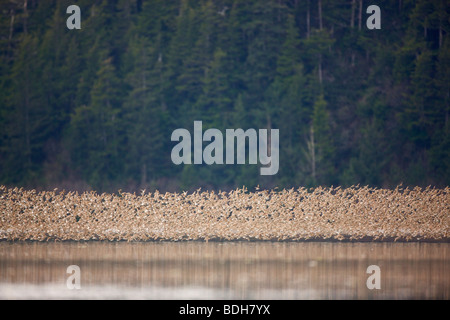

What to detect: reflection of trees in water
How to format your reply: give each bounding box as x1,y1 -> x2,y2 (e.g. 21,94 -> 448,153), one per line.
0,242 -> 449,299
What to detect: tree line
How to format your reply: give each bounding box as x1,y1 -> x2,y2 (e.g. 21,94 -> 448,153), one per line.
0,0 -> 449,192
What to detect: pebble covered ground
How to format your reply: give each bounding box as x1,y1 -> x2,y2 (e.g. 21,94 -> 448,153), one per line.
0,185 -> 448,241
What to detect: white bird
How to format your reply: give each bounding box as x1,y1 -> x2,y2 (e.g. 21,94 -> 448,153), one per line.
218,6 -> 228,16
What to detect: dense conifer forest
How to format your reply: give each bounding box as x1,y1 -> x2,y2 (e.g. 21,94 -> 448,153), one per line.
0,0 -> 449,192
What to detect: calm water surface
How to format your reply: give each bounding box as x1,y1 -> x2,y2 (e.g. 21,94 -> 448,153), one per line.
0,241 -> 448,299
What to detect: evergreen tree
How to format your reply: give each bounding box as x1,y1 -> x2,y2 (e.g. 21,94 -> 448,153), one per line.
0,0 -> 449,190
308,94 -> 335,185
68,54 -> 125,190
3,34 -> 42,184
123,36 -> 168,188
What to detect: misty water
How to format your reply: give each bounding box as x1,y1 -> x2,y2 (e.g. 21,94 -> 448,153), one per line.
0,241 -> 448,299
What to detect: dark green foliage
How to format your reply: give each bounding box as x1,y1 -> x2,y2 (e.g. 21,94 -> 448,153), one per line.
0,0 -> 448,192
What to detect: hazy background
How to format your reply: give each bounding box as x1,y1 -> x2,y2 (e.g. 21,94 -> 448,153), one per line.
0,0 -> 449,193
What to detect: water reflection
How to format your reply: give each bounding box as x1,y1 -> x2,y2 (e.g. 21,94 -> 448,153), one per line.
0,241 -> 448,299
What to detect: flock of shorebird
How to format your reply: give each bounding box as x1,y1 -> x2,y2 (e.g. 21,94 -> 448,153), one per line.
0,185 -> 448,241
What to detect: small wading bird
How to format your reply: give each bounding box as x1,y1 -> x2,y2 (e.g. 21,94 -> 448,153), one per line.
0,186 -> 448,241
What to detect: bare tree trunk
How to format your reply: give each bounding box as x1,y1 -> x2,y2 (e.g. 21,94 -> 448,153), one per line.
23,0 -> 28,34
309,125 -> 316,181
318,0 -> 323,30
424,20 -> 427,38
351,0 -> 356,28
306,0 -> 310,38
445,87 -> 449,129
445,92 -> 449,128
350,0 -> 356,68
318,54 -> 323,85
141,163 -> 147,187
24,76 -> 31,169
317,0 -> 323,85
358,0 -> 362,31
8,10 -> 15,55
266,114 -> 273,160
